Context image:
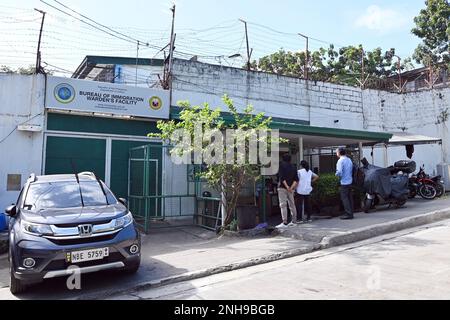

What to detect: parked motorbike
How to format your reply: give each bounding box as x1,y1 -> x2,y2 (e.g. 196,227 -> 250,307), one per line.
359,158 -> 410,213
408,165 -> 438,200
415,165 -> 445,198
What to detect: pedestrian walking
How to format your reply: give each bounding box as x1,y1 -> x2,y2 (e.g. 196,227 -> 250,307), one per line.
296,160 -> 319,223
276,153 -> 299,228
335,147 -> 354,220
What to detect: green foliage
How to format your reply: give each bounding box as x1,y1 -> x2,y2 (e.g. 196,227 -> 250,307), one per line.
311,173 -> 340,204
411,0 -> 450,66
149,95 -> 285,228
0,65 -> 54,75
0,65 -> 35,75
227,219 -> 238,232
253,45 -> 405,87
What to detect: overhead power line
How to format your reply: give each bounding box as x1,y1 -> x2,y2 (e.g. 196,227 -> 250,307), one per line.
39,0 -> 162,50
51,0 -> 149,46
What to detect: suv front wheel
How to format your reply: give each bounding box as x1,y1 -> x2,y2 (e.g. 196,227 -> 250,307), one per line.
9,248 -> 27,294
123,260 -> 140,274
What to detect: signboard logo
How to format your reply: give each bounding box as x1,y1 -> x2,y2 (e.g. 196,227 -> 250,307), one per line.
54,83 -> 75,104
149,96 -> 162,110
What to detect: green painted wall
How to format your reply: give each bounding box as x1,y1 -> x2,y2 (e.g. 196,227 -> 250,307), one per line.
47,113 -> 160,136
45,136 -> 106,180
45,114 -> 163,201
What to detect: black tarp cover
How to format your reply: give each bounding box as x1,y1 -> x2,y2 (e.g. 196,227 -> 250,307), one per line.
361,164 -> 393,198
361,164 -> 409,200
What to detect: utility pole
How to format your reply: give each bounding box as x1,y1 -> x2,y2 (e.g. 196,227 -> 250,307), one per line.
239,19 -> 252,71
168,5 -> 176,105
135,41 -> 140,86
34,9 -> 46,74
298,33 -> 309,80
361,47 -> 365,89
393,54 -> 402,92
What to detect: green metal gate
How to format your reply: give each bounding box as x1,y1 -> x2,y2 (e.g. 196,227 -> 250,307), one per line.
128,144 -> 220,233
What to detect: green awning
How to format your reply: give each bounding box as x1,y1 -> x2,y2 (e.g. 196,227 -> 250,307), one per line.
271,120 -> 392,142
170,106 -> 392,146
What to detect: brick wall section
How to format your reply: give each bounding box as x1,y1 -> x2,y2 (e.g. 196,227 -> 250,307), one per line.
172,59 -> 364,129
171,59 -> 450,165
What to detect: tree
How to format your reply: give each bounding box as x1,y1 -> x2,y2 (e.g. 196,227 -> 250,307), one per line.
411,0 -> 450,67
150,95 -> 284,229
0,65 -> 43,75
252,45 -> 399,87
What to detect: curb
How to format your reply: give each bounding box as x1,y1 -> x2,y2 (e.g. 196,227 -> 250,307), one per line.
319,207 -> 450,248
73,207 -> 450,299
78,243 -> 321,300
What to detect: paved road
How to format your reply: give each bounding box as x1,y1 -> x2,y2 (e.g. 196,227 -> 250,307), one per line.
113,220 -> 450,300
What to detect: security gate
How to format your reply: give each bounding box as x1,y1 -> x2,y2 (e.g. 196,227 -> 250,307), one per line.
128,144 -> 217,233
128,145 -> 162,232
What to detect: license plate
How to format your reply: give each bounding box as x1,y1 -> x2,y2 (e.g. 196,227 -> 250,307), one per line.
67,248 -> 109,263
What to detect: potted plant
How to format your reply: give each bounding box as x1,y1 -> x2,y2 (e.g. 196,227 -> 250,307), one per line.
311,173 -> 341,217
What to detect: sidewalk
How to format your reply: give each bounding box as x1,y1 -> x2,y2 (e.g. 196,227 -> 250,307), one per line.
1,196 -> 450,300
91,196 -> 450,299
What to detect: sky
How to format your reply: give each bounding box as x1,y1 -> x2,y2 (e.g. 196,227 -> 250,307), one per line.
0,0 -> 426,77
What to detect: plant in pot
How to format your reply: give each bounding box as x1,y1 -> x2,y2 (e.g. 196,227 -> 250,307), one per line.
311,173 -> 341,217
150,95 -> 285,232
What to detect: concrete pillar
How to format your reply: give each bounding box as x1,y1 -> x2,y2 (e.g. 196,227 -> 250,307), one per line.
383,144 -> 388,167
221,177 -> 226,227
371,146 -> 375,165
298,136 -> 304,164
358,142 -> 363,163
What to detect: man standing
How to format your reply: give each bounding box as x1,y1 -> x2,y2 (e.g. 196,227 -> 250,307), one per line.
276,153 -> 299,228
335,147 -> 354,220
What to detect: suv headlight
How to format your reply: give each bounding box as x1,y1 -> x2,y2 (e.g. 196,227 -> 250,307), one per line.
114,212 -> 133,229
22,221 -> 53,236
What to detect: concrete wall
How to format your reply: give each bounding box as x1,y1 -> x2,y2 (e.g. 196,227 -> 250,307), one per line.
172,59 -> 364,130
0,63 -> 448,214
0,74 -> 45,212
172,59 -> 449,175
362,87 -> 450,174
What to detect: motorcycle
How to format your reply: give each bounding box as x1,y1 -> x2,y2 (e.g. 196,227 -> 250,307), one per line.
359,158 -> 410,213
415,165 -> 445,198
408,165 -> 438,200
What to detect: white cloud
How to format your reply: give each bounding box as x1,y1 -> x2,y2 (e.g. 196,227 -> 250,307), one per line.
355,5 -> 408,33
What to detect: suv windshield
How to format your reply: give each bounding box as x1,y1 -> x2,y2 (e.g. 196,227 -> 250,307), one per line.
24,181 -> 117,210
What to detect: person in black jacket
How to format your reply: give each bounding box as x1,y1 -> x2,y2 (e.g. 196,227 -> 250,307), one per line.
276,153 -> 299,228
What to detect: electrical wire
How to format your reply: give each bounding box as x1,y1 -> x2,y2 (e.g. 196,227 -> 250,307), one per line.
0,113 -> 43,144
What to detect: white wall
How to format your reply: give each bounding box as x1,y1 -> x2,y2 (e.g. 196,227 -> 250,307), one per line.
0,62 -> 448,214
362,88 -> 450,173
162,150 -> 196,218
171,59 -> 363,129
171,59 -> 449,176
0,74 -> 45,212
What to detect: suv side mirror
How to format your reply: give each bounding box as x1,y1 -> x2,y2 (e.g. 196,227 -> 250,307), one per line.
118,198 -> 128,208
5,205 -> 17,217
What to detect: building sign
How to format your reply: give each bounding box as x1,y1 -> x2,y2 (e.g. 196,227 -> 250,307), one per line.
46,76 -> 169,119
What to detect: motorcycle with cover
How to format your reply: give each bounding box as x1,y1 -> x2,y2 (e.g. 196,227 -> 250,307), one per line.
357,158 -> 410,213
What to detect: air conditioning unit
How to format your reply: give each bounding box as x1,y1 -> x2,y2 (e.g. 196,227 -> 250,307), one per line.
437,163 -> 450,190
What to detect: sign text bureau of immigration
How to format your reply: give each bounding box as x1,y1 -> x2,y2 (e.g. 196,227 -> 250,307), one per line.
46,76 -> 170,119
